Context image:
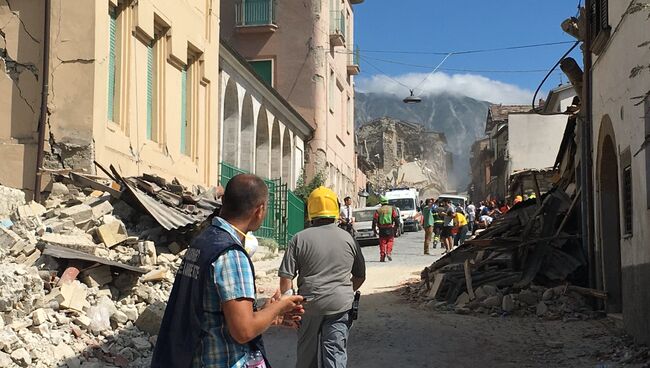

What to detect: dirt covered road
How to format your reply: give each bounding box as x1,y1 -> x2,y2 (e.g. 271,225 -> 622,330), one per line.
257,231 -> 646,368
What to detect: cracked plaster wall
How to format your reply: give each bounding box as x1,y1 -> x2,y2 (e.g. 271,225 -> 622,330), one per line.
221,0 -> 357,197
0,0 -> 43,193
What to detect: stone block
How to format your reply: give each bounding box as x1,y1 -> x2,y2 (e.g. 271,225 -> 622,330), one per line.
91,200 -> 113,219
10,347 -> 31,366
60,281 -> 90,312
502,294 -> 515,312
0,351 -> 11,368
31,308 -> 48,326
49,182 -> 69,197
80,265 -> 113,288
43,217 -> 75,233
59,204 -> 94,226
40,233 -> 98,255
52,343 -> 75,361
0,329 -> 19,352
0,227 -> 22,250
73,315 -> 91,329
482,295 -> 503,308
167,241 -> 183,255
97,221 -> 127,248
542,288 -> 555,301
141,268 -> 169,283
135,301 -> 166,336
517,290 -> 539,306
455,292 -> 470,307
0,185 -> 25,218
536,301 -> 549,316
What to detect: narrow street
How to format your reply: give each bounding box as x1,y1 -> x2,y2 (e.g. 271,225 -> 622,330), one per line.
258,231 -> 642,368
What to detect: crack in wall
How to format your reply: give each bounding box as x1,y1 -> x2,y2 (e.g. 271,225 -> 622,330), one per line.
5,0 -> 40,44
0,24 -> 39,114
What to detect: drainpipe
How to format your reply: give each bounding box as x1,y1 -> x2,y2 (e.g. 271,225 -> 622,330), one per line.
34,0 -> 51,203
581,0 -> 596,290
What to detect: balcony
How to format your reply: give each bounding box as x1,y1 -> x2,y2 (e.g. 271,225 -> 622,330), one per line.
347,46 -> 360,75
235,0 -> 277,34
329,10 -> 346,47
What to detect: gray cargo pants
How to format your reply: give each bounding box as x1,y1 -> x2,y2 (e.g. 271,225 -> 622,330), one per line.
296,310 -> 352,368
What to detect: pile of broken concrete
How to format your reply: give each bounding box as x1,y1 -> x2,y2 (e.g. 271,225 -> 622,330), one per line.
406,281 -> 599,321
0,177 -> 205,368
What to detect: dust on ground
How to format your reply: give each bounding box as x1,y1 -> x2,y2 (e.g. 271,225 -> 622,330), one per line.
255,231 -> 649,368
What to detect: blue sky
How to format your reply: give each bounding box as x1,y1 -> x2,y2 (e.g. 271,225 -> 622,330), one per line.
353,1 -> 583,104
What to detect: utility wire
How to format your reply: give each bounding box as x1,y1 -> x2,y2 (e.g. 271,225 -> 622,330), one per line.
531,41 -> 581,112
353,40 -> 577,56
357,54 -> 565,74
413,53 -> 452,93
358,55 -> 411,89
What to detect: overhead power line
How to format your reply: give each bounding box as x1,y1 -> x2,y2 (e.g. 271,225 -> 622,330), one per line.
357,55 -> 563,74
352,40 -> 577,56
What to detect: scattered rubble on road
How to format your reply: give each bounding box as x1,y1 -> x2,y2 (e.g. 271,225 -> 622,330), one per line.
0,167 -> 225,368
415,162 -> 605,320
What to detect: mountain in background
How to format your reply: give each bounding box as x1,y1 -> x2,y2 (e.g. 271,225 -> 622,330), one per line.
355,92 -> 491,191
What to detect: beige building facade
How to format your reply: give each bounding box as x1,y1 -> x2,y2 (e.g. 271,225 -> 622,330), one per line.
1,0 -> 221,196
586,0 -> 650,344
220,0 -> 363,200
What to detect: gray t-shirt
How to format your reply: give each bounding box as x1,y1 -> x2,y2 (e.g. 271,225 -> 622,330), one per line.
278,223 -> 366,315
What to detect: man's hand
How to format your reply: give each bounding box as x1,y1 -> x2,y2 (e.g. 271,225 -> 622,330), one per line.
263,290 -> 304,329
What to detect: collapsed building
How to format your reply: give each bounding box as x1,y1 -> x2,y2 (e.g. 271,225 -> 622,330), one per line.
356,117 -> 450,198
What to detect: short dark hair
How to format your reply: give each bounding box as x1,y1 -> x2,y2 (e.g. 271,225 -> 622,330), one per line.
344,196 -> 351,202
220,174 -> 268,220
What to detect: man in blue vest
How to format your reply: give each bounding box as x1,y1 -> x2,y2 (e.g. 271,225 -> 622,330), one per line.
152,174 -> 305,368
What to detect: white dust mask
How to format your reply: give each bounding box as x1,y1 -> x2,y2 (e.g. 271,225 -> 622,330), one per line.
244,232 -> 259,257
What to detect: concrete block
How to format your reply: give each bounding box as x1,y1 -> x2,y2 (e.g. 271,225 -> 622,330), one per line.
0,329 -> 19,352
59,204 -> 94,225
135,301 -> 166,335
0,185 -> 25,218
0,228 -> 22,250
80,265 -> 112,288
502,294 -> 515,312
10,347 -> 31,366
40,233 -> 98,255
91,200 -> 113,219
31,308 -> 48,326
0,351 -> 11,368
140,268 -> 169,283
167,241 -> 183,255
96,221 -> 127,248
59,281 -> 90,312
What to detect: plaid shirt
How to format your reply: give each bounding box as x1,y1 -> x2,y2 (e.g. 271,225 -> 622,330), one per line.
192,217 -> 256,368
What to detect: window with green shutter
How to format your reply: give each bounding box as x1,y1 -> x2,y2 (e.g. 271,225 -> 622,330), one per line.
108,8 -> 117,121
180,67 -> 188,155
146,42 -> 153,140
249,60 -> 273,86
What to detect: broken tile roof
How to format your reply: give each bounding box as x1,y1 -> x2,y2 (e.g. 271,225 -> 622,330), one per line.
485,104 -> 532,133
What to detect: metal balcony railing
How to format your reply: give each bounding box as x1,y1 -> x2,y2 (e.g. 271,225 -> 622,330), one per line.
236,0 -> 276,26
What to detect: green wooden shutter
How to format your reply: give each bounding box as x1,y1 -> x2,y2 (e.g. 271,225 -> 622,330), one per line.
180,67 -> 187,155
107,8 -> 117,121
249,60 -> 272,86
146,43 -> 153,140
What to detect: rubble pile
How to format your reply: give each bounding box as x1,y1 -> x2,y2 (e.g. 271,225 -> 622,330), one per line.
417,181 -> 604,319
0,169 -> 223,368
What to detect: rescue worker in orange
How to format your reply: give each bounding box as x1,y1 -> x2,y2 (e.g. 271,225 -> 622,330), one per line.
372,196 -> 400,262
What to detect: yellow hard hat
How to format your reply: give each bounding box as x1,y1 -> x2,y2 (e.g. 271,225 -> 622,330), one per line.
307,186 -> 339,220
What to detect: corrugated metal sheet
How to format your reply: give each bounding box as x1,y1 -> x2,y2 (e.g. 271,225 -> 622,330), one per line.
43,245 -> 147,273
122,181 -> 200,231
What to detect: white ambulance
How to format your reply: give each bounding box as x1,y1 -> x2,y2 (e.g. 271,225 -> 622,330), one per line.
385,188 -> 422,232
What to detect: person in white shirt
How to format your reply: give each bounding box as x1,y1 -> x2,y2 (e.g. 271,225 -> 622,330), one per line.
339,196 -> 354,235
466,201 -> 477,234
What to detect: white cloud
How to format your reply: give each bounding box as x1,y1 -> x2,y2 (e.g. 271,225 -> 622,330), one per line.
356,72 -> 535,104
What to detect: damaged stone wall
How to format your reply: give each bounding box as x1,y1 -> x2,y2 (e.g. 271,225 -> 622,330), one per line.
0,0 -> 44,192
357,117 -> 449,197
43,0 -> 96,173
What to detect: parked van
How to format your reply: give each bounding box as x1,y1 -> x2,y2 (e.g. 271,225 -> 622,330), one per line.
385,188 -> 421,232
437,194 -> 468,211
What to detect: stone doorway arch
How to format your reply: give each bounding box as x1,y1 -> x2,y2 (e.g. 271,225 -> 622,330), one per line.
240,94 -> 254,171
255,109 -> 270,178
596,115 -> 622,313
222,78 -> 239,166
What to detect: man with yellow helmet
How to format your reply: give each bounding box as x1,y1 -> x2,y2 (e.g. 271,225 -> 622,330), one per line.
372,195 -> 400,262
278,186 -> 366,368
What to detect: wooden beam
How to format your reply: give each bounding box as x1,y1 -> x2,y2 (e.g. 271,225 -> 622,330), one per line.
464,259 -> 475,300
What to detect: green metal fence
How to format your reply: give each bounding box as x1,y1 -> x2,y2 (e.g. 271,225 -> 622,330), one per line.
288,190 -> 305,241
235,0 -> 276,26
219,162 -> 304,249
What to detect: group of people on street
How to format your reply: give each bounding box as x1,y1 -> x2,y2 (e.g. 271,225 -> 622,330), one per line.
420,198 -> 469,255
153,174 -> 366,368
